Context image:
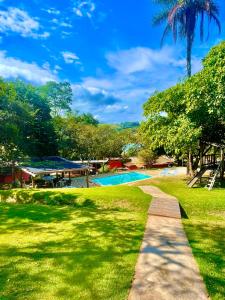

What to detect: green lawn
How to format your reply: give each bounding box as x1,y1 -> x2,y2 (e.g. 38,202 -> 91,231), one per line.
134,176 -> 225,300
1,179 -> 224,300
0,186 -> 151,300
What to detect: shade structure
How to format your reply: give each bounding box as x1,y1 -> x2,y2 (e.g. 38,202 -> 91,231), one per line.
20,156 -> 88,177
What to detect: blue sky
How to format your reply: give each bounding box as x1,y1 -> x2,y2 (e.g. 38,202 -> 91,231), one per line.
0,0 -> 224,123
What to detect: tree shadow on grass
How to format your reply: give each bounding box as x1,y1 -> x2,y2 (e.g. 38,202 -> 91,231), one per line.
0,196 -> 97,234
0,203 -> 71,221
184,221 -> 225,299
0,201 -> 146,300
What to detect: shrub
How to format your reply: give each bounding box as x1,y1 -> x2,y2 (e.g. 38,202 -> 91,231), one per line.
138,148 -> 157,166
98,165 -> 110,173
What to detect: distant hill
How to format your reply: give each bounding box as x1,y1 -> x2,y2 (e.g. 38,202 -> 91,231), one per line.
118,122 -> 140,129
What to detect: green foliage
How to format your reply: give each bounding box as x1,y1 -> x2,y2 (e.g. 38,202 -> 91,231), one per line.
98,164 -> 110,174
0,186 -> 151,300
75,112 -> 99,126
94,125 -> 133,159
123,143 -> 141,157
0,77 -> 135,167
0,79 -> 58,163
138,148 -> 157,165
38,81 -> 73,117
13,80 -> 58,157
141,42 -> 225,157
54,117 -> 134,160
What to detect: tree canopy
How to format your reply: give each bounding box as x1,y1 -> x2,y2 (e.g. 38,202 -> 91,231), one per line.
38,81 -> 73,117
0,79 -> 58,162
141,41 -> 225,158
0,78 -> 135,164
54,116 -> 135,160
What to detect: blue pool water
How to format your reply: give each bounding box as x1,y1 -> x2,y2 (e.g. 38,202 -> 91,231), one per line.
92,172 -> 152,186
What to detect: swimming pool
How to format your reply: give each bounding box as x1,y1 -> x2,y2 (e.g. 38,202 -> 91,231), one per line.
92,172 -> 152,186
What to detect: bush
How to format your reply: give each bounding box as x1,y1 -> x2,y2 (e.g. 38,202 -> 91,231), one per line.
138,148 -> 157,166
98,165 -> 110,173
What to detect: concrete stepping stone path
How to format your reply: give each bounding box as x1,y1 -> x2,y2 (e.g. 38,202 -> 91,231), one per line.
128,185 -> 209,300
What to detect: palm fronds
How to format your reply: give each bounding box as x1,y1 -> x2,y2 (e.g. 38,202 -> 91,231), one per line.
153,0 -> 221,76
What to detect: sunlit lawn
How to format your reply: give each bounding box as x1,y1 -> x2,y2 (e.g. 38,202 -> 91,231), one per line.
0,186 -> 151,300
133,176 -> 225,300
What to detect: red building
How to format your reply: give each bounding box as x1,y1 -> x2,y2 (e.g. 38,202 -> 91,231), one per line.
0,168 -> 30,184
108,158 -> 123,169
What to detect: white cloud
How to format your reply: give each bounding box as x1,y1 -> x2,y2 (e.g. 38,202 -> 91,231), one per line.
37,32 -> 50,38
82,77 -> 113,89
71,84 -> 123,122
0,7 -> 50,39
44,8 -> 60,15
62,51 -> 80,64
61,31 -> 73,39
0,51 -> 57,84
60,21 -> 72,28
54,65 -> 62,71
106,46 -> 188,74
104,104 -> 128,113
70,45 -> 203,122
74,9 -> 82,17
72,84 -> 120,106
51,18 -> 72,28
73,1 -> 95,18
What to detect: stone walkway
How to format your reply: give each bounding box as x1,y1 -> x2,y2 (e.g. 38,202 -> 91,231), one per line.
128,186 -> 209,300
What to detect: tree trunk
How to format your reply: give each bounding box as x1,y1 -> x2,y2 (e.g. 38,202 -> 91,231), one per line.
186,153 -> 190,175
187,151 -> 194,177
186,33 -> 193,78
11,161 -> 16,188
20,169 -> 23,188
220,148 -> 224,180
199,142 -> 204,169
85,169 -> 89,188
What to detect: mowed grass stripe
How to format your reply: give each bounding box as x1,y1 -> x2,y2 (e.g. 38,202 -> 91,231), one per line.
0,186 -> 151,300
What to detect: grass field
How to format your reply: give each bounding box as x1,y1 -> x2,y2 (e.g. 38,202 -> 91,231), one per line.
133,176 -> 225,300
1,178 -> 224,300
0,186 -> 151,300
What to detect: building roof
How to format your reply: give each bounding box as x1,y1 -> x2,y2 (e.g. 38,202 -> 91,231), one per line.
73,159 -> 108,164
20,156 -> 88,176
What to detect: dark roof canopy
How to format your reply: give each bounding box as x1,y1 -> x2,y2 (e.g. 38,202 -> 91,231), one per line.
20,156 -> 88,176
203,141 -> 225,149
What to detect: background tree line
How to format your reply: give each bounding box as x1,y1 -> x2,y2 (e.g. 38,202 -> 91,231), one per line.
0,78 -> 137,164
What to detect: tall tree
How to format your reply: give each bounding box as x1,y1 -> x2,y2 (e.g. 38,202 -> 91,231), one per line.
38,81 -> 73,117
141,42 -> 225,175
0,79 -> 32,163
14,80 -> 58,157
0,79 -> 58,162
153,0 -> 221,77
54,116 -> 134,160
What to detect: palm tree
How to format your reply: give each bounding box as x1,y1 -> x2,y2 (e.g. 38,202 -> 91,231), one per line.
153,0 -> 221,77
